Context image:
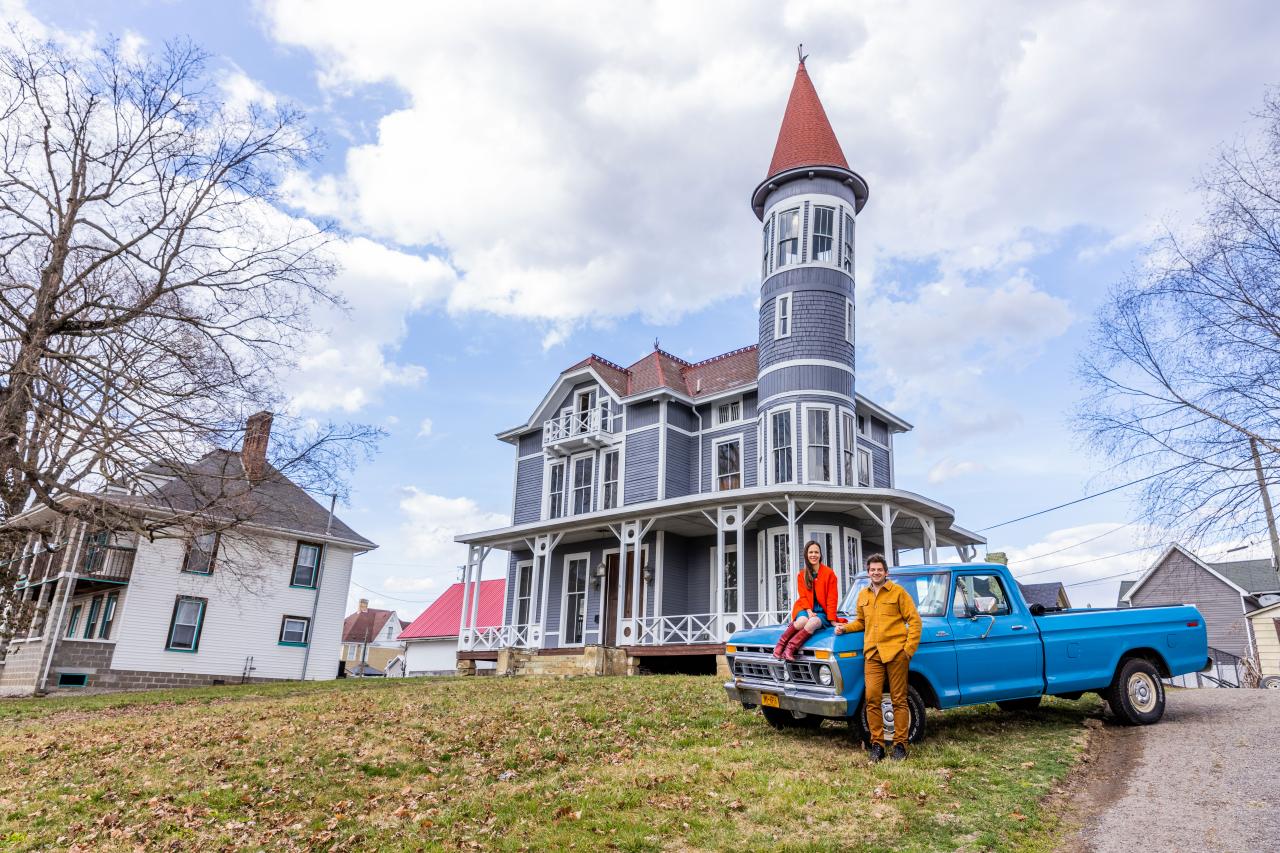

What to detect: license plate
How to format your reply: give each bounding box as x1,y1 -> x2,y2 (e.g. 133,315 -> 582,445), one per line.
760,693 -> 780,708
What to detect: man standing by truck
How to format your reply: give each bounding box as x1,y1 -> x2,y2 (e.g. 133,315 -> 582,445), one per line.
835,554 -> 922,762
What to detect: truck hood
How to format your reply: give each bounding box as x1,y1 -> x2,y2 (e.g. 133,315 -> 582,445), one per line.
730,624 -> 863,653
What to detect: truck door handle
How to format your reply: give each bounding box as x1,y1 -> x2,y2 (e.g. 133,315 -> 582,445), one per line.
1011,625 -> 1027,631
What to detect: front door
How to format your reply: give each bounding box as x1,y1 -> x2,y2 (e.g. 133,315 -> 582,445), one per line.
603,552 -> 621,646
950,571 -> 1044,703
603,551 -> 642,646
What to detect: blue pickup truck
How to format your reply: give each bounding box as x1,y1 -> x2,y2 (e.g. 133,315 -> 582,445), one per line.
723,563 -> 1209,744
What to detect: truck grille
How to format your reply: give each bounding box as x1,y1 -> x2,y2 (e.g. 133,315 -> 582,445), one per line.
734,658 -> 817,685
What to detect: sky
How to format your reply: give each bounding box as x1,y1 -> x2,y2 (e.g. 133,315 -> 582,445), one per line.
14,0 -> 1280,616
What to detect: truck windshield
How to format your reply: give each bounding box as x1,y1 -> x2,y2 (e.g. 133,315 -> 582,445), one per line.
839,572 -> 950,618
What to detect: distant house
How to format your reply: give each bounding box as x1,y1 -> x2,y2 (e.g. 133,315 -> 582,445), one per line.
1017,582 -> 1070,610
0,412 -> 377,695
399,580 -> 505,676
1120,544 -> 1280,683
1246,599 -> 1280,687
340,600 -> 407,676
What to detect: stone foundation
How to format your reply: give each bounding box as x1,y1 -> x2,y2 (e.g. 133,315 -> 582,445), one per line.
486,645 -> 638,677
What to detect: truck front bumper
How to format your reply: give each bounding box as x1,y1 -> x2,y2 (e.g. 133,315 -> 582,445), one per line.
724,679 -> 848,718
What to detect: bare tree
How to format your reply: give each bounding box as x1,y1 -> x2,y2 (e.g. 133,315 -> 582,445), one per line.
1079,89 -> 1280,552
0,34 -> 378,615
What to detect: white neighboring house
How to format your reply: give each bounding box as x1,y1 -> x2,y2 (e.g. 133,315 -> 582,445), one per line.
0,412 -> 377,696
339,599 -> 407,677
399,579 -> 504,676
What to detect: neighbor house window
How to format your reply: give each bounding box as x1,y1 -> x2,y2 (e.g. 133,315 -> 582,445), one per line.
843,212 -> 854,273
84,595 -> 102,639
813,206 -> 834,262
775,293 -> 792,339
98,591 -> 118,640
842,413 -> 857,485
65,604 -> 82,638
548,460 -> 566,519
563,556 -> 589,645
771,410 -> 793,483
777,207 -> 800,266
166,596 -> 206,652
716,399 -> 741,425
806,408 -> 832,483
571,455 -> 594,515
845,299 -> 854,343
291,542 -> 323,588
716,438 -> 742,491
182,530 -> 219,574
602,451 -> 620,510
858,447 -> 872,487
279,616 -> 310,646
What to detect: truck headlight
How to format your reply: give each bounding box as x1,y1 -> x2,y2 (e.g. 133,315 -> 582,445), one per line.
817,665 -> 833,686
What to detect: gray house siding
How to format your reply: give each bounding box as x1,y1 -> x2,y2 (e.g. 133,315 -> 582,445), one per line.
666,430 -> 695,498
662,535 -> 689,615
758,364 -> 854,402
513,456 -> 544,523
518,431 -> 543,456
686,535 -> 713,614
626,401 -> 660,430
758,289 -> 855,372
624,429 -> 660,504
761,177 -> 860,214
1130,550 -> 1252,658
869,417 -> 890,446
668,402 -> 698,432
865,442 -> 891,489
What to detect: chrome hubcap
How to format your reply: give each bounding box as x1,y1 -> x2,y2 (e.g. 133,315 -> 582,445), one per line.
1128,672 -> 1157,712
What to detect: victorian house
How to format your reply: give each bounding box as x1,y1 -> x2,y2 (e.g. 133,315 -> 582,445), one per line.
454,58 -> 984,675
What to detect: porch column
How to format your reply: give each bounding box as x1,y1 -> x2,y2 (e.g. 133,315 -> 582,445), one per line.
860,503 -> 899,567
920,518 -> 937,565
532,533 -> 561,648
457,559 -> 474,644
785,495 -> 798,577
467,545 -> 491,636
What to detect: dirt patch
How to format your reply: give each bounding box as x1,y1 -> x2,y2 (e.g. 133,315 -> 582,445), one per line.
1046,713 -> 1143,852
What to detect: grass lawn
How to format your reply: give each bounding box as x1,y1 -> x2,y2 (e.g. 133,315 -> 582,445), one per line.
0,676 -> 1099,851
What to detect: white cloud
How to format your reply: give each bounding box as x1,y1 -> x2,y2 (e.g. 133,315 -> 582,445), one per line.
391,487 -> 510,587
383,576 -> 436,593
416,417 -> 433,438
998,522 -> 1154,607
928,459 -> 985,484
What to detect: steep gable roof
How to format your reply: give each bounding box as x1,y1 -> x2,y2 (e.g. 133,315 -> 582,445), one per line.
1017,581 -> 1070,610
399,579 -> 506,640
342,607 -> 405,644
767,59 -> 849,179
1209,557 -> 1280,593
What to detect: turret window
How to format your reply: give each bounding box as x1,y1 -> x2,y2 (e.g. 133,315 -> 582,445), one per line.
771,410 -> 794,483
804,406 -> 833,484
777,207 -> 800,266
842,413 -> 857,485
761,219 -> 771,278
812,206 -> 834,262
843,212 -> 854,273
845,299 -> 854,343
775,294 -> 792,339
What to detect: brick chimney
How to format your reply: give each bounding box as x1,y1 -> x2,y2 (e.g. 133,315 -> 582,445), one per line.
358,598 -> 369,613
241,411 -> 273,481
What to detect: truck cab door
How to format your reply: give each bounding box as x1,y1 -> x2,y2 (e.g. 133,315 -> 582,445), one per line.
949,571 -> 1044,704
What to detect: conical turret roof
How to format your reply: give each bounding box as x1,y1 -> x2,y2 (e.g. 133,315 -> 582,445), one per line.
766,59 -> 849,178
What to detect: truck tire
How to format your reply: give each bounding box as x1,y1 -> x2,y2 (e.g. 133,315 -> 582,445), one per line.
996,696 -> 1042,712
850,686 -> 927,747
761,706 -> 823,730
1106,657 -> 1165,725
1261,675 -> 1280,690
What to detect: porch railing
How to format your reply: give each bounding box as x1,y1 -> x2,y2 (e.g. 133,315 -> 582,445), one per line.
80,546 -> 136,583
459,623 -> 536,652
542,407 -> 618,447
460,611 -> 790,652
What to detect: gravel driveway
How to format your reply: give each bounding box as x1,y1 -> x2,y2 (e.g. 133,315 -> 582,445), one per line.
1061,688 -> 1280,852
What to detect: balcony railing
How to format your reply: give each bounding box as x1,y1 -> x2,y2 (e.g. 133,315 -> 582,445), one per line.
459,623 -> 537,652
80,545 -> 136,583
542,407 -> 619,451
459,611 -> 790,652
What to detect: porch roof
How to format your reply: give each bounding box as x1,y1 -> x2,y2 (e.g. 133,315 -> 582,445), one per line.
455,485 -> 985,551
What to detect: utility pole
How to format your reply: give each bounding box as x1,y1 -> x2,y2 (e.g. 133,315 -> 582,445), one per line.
1249,437 -> 1280,573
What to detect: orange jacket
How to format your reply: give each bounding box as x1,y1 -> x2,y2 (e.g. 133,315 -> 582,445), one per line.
790,563 -> 845,623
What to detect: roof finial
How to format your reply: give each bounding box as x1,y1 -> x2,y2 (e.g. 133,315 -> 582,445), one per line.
797,43 -> 808,65
653,337 -> 660,351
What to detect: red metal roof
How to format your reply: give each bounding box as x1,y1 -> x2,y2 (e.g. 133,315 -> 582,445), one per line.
766,60 -> 848,179
399,579 -> 506,640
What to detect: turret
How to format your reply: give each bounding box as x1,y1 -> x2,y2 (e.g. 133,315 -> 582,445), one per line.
754,55 -> 869,488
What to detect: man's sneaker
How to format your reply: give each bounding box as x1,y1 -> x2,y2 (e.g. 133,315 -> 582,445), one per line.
868,743 -> 886,763
891,744 -> 908,761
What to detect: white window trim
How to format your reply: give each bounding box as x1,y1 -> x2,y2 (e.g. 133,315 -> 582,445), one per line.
543,456 -> 568,520
763,527 -> 792,618
711,434 -> 744,493
763,194 -> 851,274
803,524 -> 841,584
845,298 -> 854,344
842,527 -> 864,592
857,446 -> 873,488
513,560 -> 534,626
568,450 -> 596,516
765,406 -> 796,485
600,449 -> 621,511
775,206 -> 801,269
811,204 -> 836,264
715,395 -> 745,426
840,409 -> 856,487
774,293 -> 792,340
801,403 -> 837,485
709,543 -> 739,614
559,551 -> 591,647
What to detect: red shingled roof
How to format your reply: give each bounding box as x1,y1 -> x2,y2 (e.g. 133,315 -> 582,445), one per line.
399,579 -> 505,640
342,608 -> 407,644
559,345 -> 758,399
767,60 -> 848,179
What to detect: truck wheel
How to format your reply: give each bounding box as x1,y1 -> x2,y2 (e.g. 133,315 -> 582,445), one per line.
1261,675 -> 1280,690
996,696 -> 1042,712
851,686 -> 927,746
1106,657 -> 1165,725
762,706 -> 822,730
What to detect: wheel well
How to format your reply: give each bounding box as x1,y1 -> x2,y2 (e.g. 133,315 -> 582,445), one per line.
908,672 -> 941,709
1117,647 -> 1172,679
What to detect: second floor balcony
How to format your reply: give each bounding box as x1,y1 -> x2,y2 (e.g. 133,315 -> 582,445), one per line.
543,406 -> 620,454
80,544 -> 136,583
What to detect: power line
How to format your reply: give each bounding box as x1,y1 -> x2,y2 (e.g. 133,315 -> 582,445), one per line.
348,579 -> 438,604
1012,543 -> 1160,579
1012,521 -> 1135,564
1065,567 -> 1145,587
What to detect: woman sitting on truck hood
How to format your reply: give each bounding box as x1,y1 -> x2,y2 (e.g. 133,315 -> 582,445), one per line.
773,541 -> 845,661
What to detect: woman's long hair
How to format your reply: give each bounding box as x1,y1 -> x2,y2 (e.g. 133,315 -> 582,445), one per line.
802,539 -> 823,589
